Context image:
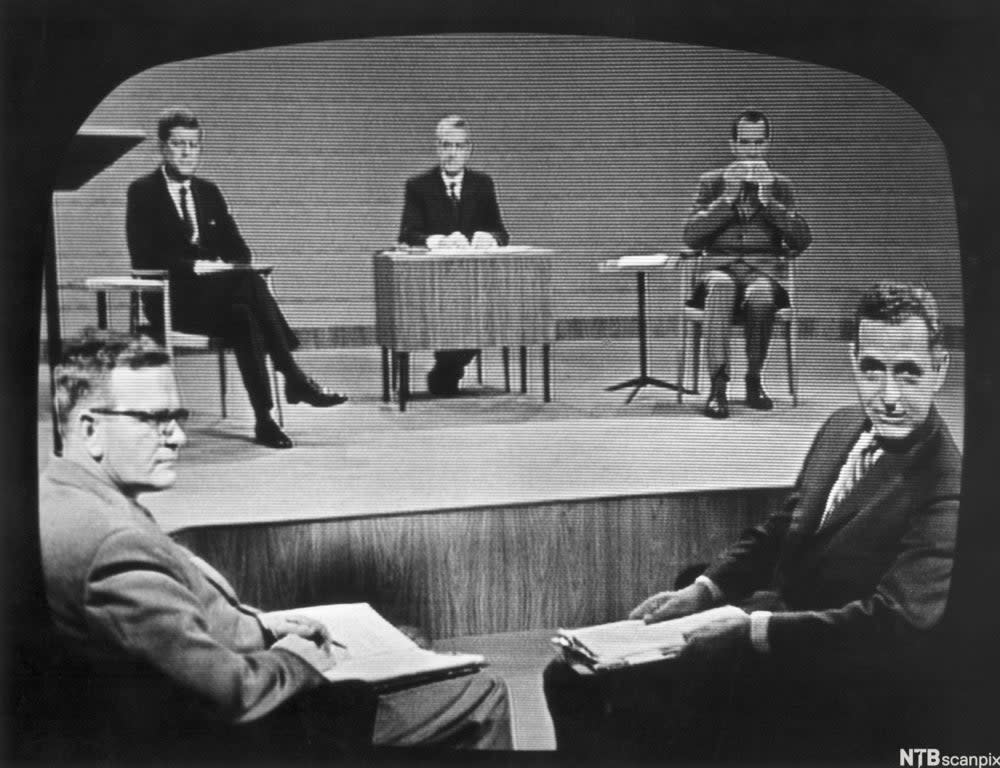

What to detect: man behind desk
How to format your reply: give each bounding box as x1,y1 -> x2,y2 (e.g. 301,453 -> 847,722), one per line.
544,282 -> 960,760
398,115 -> 510,396
682,109 -> 812,419
126,108 -> 347,449
40,333 -> 512,756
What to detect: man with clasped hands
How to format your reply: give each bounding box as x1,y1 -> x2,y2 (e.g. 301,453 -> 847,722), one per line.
543,283 -> 960,760
682,109 -> 812,419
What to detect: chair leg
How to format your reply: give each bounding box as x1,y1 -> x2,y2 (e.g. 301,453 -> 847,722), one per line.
691,322 -> 702,396
786,319 -> 797,407
476,352 -> 483,385
218,349 -> 227,419
678,316 -> 689,404
270,362 -> 284,428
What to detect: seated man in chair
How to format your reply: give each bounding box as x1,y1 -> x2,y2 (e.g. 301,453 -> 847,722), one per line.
544,283 -> 959,760
126,107 -> 346,449
39,332 -> 512,758
682,109 -> 812,418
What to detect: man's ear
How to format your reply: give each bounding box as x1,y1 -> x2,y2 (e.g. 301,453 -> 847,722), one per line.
931,349 -> 950,392
77,411 -> 105,460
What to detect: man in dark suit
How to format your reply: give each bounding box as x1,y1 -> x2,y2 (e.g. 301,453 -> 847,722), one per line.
544,282 -> 960,760
682,109 -> 812,418
126,108 -> 346,449
398,115 -> 510,396
39,332 -> 512,758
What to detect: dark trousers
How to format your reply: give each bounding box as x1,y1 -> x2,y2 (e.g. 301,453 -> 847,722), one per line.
431,349 -> 479,380
543,650 -> 896,761
170,270 -> 300,418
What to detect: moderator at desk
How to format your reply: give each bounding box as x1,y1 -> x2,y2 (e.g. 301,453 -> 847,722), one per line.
373,246 -> 555,411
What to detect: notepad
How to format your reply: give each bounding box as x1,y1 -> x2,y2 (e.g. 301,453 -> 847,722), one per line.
262,603 -> 486,690
552,604 -> 746,672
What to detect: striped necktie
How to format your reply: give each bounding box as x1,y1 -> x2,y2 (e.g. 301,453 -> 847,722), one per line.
819,430 -> 882,530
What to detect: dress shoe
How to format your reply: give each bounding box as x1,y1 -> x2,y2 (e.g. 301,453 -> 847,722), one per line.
745,374 -> 774,411
285,375 -> 348,407
255,418 -> 293,449
704,368 -> 730,419
426,368 -> 460,397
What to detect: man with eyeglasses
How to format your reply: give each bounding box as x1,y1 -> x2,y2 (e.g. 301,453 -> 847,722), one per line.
682,109 -> 812,419
126,107 -> 346,449
398,114 -> 510,396
39,332 -> 512,758
543,283 -> 959,759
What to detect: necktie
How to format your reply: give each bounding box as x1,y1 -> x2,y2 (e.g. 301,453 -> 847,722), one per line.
819,430 -> 882,530
448,180 -> 460,209
179,185 -> 195,243
736,183 -> 757,222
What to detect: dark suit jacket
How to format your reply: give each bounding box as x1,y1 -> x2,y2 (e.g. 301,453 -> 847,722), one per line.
682,167 -> 812,282
705,404 -> 960,677
398,167 -> 509,247
126,168 -> 262,336
39,456 -> 324,726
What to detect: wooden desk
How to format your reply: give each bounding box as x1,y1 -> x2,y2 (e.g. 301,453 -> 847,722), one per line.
373,247 -> 555,411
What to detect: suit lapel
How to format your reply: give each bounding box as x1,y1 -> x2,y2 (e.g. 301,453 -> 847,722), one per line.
154,170 -> 190,240
812,450 -> 906,538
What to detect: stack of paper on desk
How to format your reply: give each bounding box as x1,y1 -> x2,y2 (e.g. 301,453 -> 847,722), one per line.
552,605 -> 745,672
262,603 -> 486,690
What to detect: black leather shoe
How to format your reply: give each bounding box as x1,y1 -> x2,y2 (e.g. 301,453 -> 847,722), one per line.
255,418 -> 293,449
745,375 -> 774,411
704,369 -> 730,419
285,375 -> 348,407
426,368 -> 460,397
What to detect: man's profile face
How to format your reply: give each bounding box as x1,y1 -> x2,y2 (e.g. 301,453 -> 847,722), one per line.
160,126 -> 202,178
95,366 -> 186,495
730,119 -> 770,162
436,125 -> 471,176
851,316 -> 948,442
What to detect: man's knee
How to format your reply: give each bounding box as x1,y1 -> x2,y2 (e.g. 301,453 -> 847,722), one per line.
703,270 -> 736,297
744,278 -> 775,310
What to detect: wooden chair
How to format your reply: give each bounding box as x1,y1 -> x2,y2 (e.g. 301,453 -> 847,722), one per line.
676,249 -> 799,407
66,266 -> 283,427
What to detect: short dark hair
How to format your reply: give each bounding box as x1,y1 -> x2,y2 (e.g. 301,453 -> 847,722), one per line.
157,107 -> 201,142
54,331 -> 171,429
853,282 -> 945,354
730,109 -> 771,141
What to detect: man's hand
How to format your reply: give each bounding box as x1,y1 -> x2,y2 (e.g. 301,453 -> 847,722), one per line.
443,231 -> 471,248
470,231 -> 498,250
193,260 -> 233,275
259,612 -> 333,651
272,633 -> 341,673
628,582 -> 715,624
745,160 -> 775,205
722,160 -> 751,201
678,609 -> 751,659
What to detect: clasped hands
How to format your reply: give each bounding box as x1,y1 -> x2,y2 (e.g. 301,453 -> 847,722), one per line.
426,231 -> 498,251
722,159 -> 775,206
259,613 -> 349,673
628,582 -> 750,659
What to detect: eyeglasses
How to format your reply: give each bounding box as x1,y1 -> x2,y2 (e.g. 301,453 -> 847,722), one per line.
90,408 -> 190,433
437,141 -> 469,151
167,139 -> 201,151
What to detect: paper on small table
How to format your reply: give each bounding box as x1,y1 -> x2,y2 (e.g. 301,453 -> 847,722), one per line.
600,253 -> 681,270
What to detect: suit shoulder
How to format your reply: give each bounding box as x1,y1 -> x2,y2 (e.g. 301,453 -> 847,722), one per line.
465,168 -> 495,185
405,168 -> 439,187
697,168 -> 726,186
128,170 -> 162,195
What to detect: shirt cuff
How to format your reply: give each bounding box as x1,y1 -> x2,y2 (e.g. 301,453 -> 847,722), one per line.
694,574 -> 723,602
749,610 -> 772,654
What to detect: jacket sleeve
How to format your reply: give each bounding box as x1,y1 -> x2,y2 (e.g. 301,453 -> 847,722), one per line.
759,176 -> 812,253
84,527 -> 325,724
682,173 -> 739,250
765,490 -> 958,670
476,175 -> 510,246
398,178 -> 430,246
